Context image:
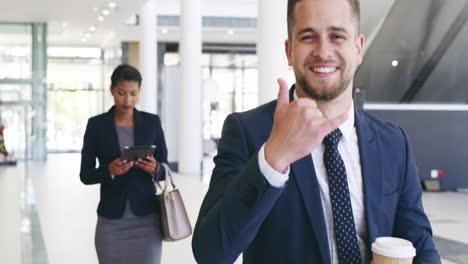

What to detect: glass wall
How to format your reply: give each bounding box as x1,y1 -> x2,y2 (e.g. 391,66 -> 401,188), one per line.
164,51 -> 259,144
163,51 -> 259,182
0,22 -> 46,160
0,22 -> 121,157
0,23 -> 32,80
200,53 -> 259,141
47,47 -> 115,152
0,84 -> 32,101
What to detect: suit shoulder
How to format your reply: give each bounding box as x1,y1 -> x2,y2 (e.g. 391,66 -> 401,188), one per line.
134,110 -> 161,127
231,100 -> 276,124
359,110 -> 406,140
87,112 -> 107,124
222,100 -> 276,148
138,110 -> 160,120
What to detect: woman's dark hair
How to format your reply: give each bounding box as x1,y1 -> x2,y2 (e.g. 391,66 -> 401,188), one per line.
110,64 -> 142,88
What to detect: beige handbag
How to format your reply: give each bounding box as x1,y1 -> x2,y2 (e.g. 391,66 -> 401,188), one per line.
155,163 -> 192,241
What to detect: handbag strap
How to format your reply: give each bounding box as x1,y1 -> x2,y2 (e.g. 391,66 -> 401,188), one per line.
154,163 -> 177,193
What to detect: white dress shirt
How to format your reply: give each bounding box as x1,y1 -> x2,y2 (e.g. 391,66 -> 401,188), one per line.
258,98 -> 368,263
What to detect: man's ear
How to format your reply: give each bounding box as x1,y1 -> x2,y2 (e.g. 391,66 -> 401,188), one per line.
285,39 -> 293,66
356,34 -> 365,65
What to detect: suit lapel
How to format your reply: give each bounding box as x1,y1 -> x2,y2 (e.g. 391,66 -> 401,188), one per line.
291,158 -> 331,264
355,109 -> 383,249
272,90 -> 382,259
105,106 -> 121,156
286,84 -> 330,263
133,108 -> 145,146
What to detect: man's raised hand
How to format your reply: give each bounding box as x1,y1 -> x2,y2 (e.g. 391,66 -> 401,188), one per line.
264,78 -> 348,172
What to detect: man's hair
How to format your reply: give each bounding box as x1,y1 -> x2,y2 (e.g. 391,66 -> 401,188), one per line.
287,0 -> 361,39
110,64 -> 142,88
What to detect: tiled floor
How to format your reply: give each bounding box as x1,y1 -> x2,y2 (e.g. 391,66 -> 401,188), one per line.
0,161 -> 21,264
0,153 -> 467,264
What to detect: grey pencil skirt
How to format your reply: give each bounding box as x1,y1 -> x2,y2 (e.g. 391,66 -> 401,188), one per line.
95,202 -> 162,264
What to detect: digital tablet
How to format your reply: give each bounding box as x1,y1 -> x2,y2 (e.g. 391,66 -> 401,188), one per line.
121,145 -> 156,161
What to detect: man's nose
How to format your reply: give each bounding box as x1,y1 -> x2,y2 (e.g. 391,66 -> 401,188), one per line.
312,39 -> 331,60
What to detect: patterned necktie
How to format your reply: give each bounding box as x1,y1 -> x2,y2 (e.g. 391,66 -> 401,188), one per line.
323,129 -> 362,264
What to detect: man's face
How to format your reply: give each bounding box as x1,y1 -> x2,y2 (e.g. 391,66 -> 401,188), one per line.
286,0 -> 364,101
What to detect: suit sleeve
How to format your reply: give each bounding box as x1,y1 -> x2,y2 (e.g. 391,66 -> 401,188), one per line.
79,119 -> 114,185
394,129 -> 441,264
153,115 -> 168,181
192,114 -> 286,264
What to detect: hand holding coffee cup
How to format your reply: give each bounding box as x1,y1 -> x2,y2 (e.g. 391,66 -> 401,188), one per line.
371,237 -> 416,264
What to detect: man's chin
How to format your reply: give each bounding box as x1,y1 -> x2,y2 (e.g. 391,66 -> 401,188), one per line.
301,84 -> 340,101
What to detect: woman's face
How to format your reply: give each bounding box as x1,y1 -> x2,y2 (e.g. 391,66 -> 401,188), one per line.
111,80 -> 140,114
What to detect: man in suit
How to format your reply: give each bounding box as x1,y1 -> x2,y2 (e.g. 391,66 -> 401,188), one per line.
192,0 -> 441,263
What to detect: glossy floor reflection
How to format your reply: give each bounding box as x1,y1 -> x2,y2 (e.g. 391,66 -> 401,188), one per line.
0,153 -> 466,264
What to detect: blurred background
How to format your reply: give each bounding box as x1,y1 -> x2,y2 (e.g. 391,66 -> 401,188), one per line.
1,0 -> 468,263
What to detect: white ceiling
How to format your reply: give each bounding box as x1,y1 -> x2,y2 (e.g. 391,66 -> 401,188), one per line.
0,0 -> 394,47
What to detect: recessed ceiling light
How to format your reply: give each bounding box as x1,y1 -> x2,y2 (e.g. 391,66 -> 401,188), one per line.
85,33 -> 91,38
92,7 -> 98,12
108,2 -> 117,8
89,26 -> 97,32
227,29 -> 235,35
81,38 -> 87,43
97,16 -> 105,22
161,28 -> 169,34
392,60 -> 399,67
102,10 -> 110,16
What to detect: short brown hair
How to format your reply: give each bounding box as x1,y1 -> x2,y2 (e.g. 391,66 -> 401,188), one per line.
287,0 -> 361,39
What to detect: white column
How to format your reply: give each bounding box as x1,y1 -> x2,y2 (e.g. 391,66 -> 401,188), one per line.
139,0 -> 157,114
257,0 -> 290,104
179,0 -> 202,176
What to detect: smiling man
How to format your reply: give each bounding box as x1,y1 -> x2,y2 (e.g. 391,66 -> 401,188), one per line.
192,0 -> 441,263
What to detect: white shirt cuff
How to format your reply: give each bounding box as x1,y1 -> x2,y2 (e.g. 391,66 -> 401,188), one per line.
258,144 -> 289,188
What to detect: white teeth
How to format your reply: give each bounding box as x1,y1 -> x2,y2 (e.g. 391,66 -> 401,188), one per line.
311,67 -> 337,73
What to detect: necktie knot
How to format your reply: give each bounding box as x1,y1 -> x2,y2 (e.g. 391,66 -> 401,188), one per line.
324,128 -> 343,148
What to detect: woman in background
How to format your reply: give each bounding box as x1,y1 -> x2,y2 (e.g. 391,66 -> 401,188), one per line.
80,64 -> 167,264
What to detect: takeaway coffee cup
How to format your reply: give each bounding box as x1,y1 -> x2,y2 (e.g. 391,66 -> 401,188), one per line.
371,237 -> 416,264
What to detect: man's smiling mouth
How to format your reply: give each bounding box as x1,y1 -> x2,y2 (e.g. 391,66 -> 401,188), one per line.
310,66 -> 339,73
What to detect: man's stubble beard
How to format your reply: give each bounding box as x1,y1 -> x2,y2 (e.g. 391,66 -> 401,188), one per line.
296,66 -> 353,101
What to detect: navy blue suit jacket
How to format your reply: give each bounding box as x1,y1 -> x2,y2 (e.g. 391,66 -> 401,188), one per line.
80,106 -> 168,219
192,87 -> 440,263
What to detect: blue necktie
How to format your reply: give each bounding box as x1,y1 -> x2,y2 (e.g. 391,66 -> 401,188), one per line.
324,129 -> 362,264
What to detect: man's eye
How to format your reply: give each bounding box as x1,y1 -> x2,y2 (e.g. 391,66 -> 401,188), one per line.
332,35 -> 344,39
301,35 -> 314,41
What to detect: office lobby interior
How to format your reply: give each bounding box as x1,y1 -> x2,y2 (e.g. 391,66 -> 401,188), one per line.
1,0 -> 468,263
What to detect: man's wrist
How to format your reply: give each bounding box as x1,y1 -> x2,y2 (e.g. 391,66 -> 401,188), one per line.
258,144 -> 289,188
264,141 -> 289,173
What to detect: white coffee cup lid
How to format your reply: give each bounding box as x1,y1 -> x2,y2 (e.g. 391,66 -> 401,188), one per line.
371,237 -> 416,258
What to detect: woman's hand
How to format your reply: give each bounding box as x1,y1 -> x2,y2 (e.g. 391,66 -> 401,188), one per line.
135,155 -> 158,174
108,158 -> 134,176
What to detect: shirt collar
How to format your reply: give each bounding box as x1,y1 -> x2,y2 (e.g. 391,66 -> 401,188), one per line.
293,89 -> 355,141
339,102 -> 355,142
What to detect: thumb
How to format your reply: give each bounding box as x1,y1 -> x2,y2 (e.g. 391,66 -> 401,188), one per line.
276,78 -> 290,108
320,112 -> 348,137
